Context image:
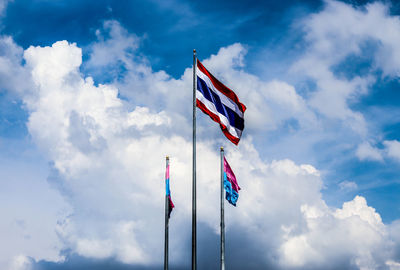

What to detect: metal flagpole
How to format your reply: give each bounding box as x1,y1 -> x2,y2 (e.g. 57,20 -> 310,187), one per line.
220,147 -> 225,270
164,156 -> 170,270
192,49 -> 197,270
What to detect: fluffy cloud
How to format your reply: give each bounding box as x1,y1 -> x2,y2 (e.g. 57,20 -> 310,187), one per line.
10,36 -> 400,270
5,1 -> 400,269
23,41 -> 186,265
280,196 -> 389,269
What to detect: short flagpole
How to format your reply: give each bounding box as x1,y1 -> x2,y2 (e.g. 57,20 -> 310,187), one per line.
192,49 -> 197,270
164,156 -> 169,270
220,147 -> 225,270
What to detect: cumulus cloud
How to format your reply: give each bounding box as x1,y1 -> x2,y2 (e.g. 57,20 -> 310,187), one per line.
5,1 -> 400,269
279,196 -> 389,269
9,36 -> 399,270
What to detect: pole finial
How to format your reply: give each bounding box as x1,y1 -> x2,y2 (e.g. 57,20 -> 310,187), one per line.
220,146 -> 224,151
193,49 -> 196,54
166,156 -> 169,160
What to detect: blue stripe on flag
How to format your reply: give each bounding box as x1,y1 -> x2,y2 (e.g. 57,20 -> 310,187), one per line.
223,172 -> 239,206
197,76 -> 244,131
166,178 -> 170,196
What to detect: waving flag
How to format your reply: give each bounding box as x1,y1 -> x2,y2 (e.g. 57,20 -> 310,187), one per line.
223,157 -> 240,206
165,161 -> 174,218
196,60 -> 246,145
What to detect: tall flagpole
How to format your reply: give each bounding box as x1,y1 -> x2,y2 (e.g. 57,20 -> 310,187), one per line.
220,147 -> 225,270
164,156 -> 169,270
192,49 -> 197,270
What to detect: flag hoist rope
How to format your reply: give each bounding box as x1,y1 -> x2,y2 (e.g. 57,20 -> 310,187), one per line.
192,49 -> 197,270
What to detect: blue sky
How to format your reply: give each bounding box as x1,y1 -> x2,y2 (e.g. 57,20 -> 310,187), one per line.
3,0 -> 400,269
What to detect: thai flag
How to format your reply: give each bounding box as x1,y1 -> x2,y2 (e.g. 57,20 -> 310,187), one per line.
165,162 -> 174,218
223,157 -> 240,206
196,60 -> 246,145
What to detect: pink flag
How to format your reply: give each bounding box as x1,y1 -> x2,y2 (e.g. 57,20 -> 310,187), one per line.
223,157 -> 240,206
224,157 -> 240,192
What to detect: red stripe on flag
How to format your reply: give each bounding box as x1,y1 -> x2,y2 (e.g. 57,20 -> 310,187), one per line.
196,99 -> 240,145
168,195 -> 174,218
169,196 -> 175,209
197,59 -> 247,114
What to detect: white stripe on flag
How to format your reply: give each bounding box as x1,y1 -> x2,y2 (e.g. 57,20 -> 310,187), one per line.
196,68 -> 244,118
196,90 -> 242,139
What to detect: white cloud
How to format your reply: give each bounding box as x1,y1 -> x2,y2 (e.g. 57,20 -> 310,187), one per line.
384,140 -> 400,161
339,180 -> 358,191
0,36 -> 32,95
386,260 -> 400,270
7,255 -> 33,270
85,20 -> 140,70
199,44 -> 317,133
0,38 -> 68,265
292,0 -> 400,137
280,196 -> 389,269
356,140 -> 400,163
11,37 -> 400,269
22,40 -> 193,264
5,2 -> 400,267
335,196 -> 384,232
85,21 -> 318,144
356,141 -> 383,161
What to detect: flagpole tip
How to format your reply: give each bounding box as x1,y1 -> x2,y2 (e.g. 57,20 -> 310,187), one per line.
193,49 -> 196,54
220,146 -> 224,151
166,156 -> 169,160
